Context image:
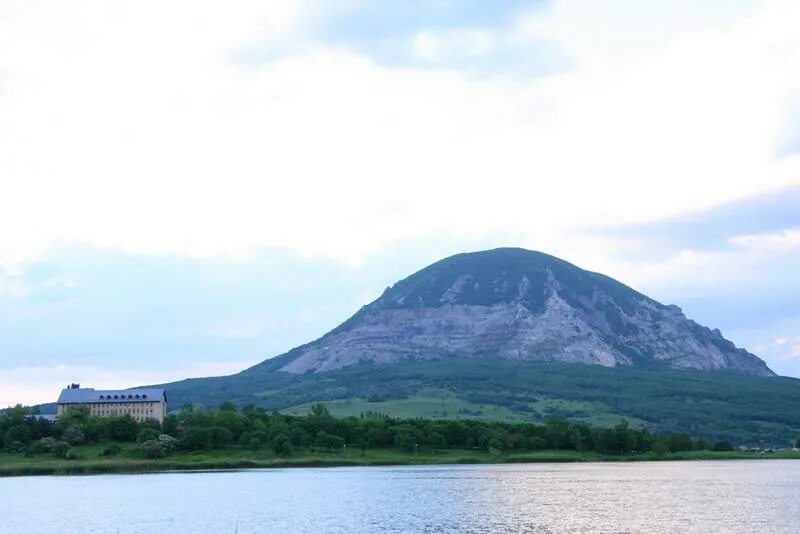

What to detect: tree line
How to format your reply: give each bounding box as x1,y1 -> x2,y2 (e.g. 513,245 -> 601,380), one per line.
1,402 -> 752,460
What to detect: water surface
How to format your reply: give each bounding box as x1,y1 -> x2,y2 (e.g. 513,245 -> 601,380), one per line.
2,460 -> 798,533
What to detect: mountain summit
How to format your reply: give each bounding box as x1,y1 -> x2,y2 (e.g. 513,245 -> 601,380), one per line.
249,248 -> 773,377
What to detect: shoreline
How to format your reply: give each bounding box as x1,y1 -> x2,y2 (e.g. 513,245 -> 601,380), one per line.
2,449 -> 798,478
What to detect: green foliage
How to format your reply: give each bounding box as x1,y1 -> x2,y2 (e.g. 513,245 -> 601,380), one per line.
162,359 -> 800,446
137,428 -> 161,444
57,405 -> 90,428
0,385 -> 764,466
64,448 -> 81,460
51,440 -> 71,458
713,441 -> 735,452
179,428 -> 213,451
315,431 -> 345,450
5,440 -> 27,453
309,403 -> 331,420
4,424 -> 32,447
139,439 -> 169,459
271,433 -> 292,457
62,425 -> 86,445
109,415 -> 138,441
219,402 -> 237,412
651,439 -> 669,456
392,424 -> 421,452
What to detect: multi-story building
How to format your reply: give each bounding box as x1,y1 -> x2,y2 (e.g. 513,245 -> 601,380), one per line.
56,384 -> 168,423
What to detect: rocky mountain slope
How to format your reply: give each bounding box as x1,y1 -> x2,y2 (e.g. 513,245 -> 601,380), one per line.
248,248 -> 773,377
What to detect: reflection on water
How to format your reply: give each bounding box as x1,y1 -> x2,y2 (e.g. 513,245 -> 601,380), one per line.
1,460 -> 799,533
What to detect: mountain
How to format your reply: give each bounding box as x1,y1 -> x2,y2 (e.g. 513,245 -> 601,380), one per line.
248,248 -> 773,377
160,248 -> 800,445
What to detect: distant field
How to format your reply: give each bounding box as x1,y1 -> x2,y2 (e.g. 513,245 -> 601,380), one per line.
2,442 -> 798,477
281,390 -> 648,428
282,389 -> 526,421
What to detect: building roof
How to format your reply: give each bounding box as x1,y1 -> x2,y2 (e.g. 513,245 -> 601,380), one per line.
57,387 -> 167,405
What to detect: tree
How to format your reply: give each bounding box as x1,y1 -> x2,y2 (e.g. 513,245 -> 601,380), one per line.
425,431 -> 448,449
712,440 -> 735,452
6,404 -> 29,425
666,434 -> 694,453
219,402 -> 237,413
650,439 -> 669,456
209,426 -> 234,449
543,417 -> 570,450
271,433 -> 292,457
309,404 -> 331,420
613,420 -> 636,454
594,428 -> 619,454
392,425 -> 420,452
179,428 -> 213,450
4,424 -> 32,446
57,405 -> 90,429
109,415 -> 138,441
290,427 -> 309,448
315,431 -> 344,450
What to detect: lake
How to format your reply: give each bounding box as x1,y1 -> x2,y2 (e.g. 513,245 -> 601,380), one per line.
1,460 -> 798,533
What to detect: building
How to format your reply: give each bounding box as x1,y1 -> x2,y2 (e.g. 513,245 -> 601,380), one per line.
56,384 -> 168,423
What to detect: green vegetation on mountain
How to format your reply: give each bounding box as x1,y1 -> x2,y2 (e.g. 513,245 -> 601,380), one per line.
165,360 -> 800,445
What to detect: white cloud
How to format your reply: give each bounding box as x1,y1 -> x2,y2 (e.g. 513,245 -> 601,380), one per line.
1,0 -> 799,269
729,229 -> 800,251
412,29 -> 495,63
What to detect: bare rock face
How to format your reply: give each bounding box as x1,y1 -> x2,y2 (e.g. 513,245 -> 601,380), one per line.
249,248 -> 774,377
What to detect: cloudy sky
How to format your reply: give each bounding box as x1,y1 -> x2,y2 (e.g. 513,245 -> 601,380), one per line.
2,0 -> 799,406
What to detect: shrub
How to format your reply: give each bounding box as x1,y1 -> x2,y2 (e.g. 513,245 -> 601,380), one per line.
139,440 -> 168,459
5,441 -> 27,453
136,435 -> 177,458
137,428 -> 161,444
712,440 -> 735,452
29,437 -> 61,454
156,434 -> 177,453
51,441 -> 71,458
64,448 -> 81,460
62,426 -> 86,445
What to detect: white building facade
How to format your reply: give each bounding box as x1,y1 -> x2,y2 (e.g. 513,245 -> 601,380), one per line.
56,385 -> 168,423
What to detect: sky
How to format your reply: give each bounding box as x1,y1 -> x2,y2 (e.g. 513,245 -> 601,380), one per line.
1,0 -> 799,406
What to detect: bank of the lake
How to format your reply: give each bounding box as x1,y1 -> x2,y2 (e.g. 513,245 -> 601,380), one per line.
1,443 -> 798,477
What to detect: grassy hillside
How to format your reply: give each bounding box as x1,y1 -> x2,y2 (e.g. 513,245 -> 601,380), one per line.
161,360 -> 800,445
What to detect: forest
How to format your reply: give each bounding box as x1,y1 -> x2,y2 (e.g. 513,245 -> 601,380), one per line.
1,401 -> 740,461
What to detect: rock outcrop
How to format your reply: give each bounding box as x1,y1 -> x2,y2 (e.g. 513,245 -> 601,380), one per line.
248,248 -> 774,377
